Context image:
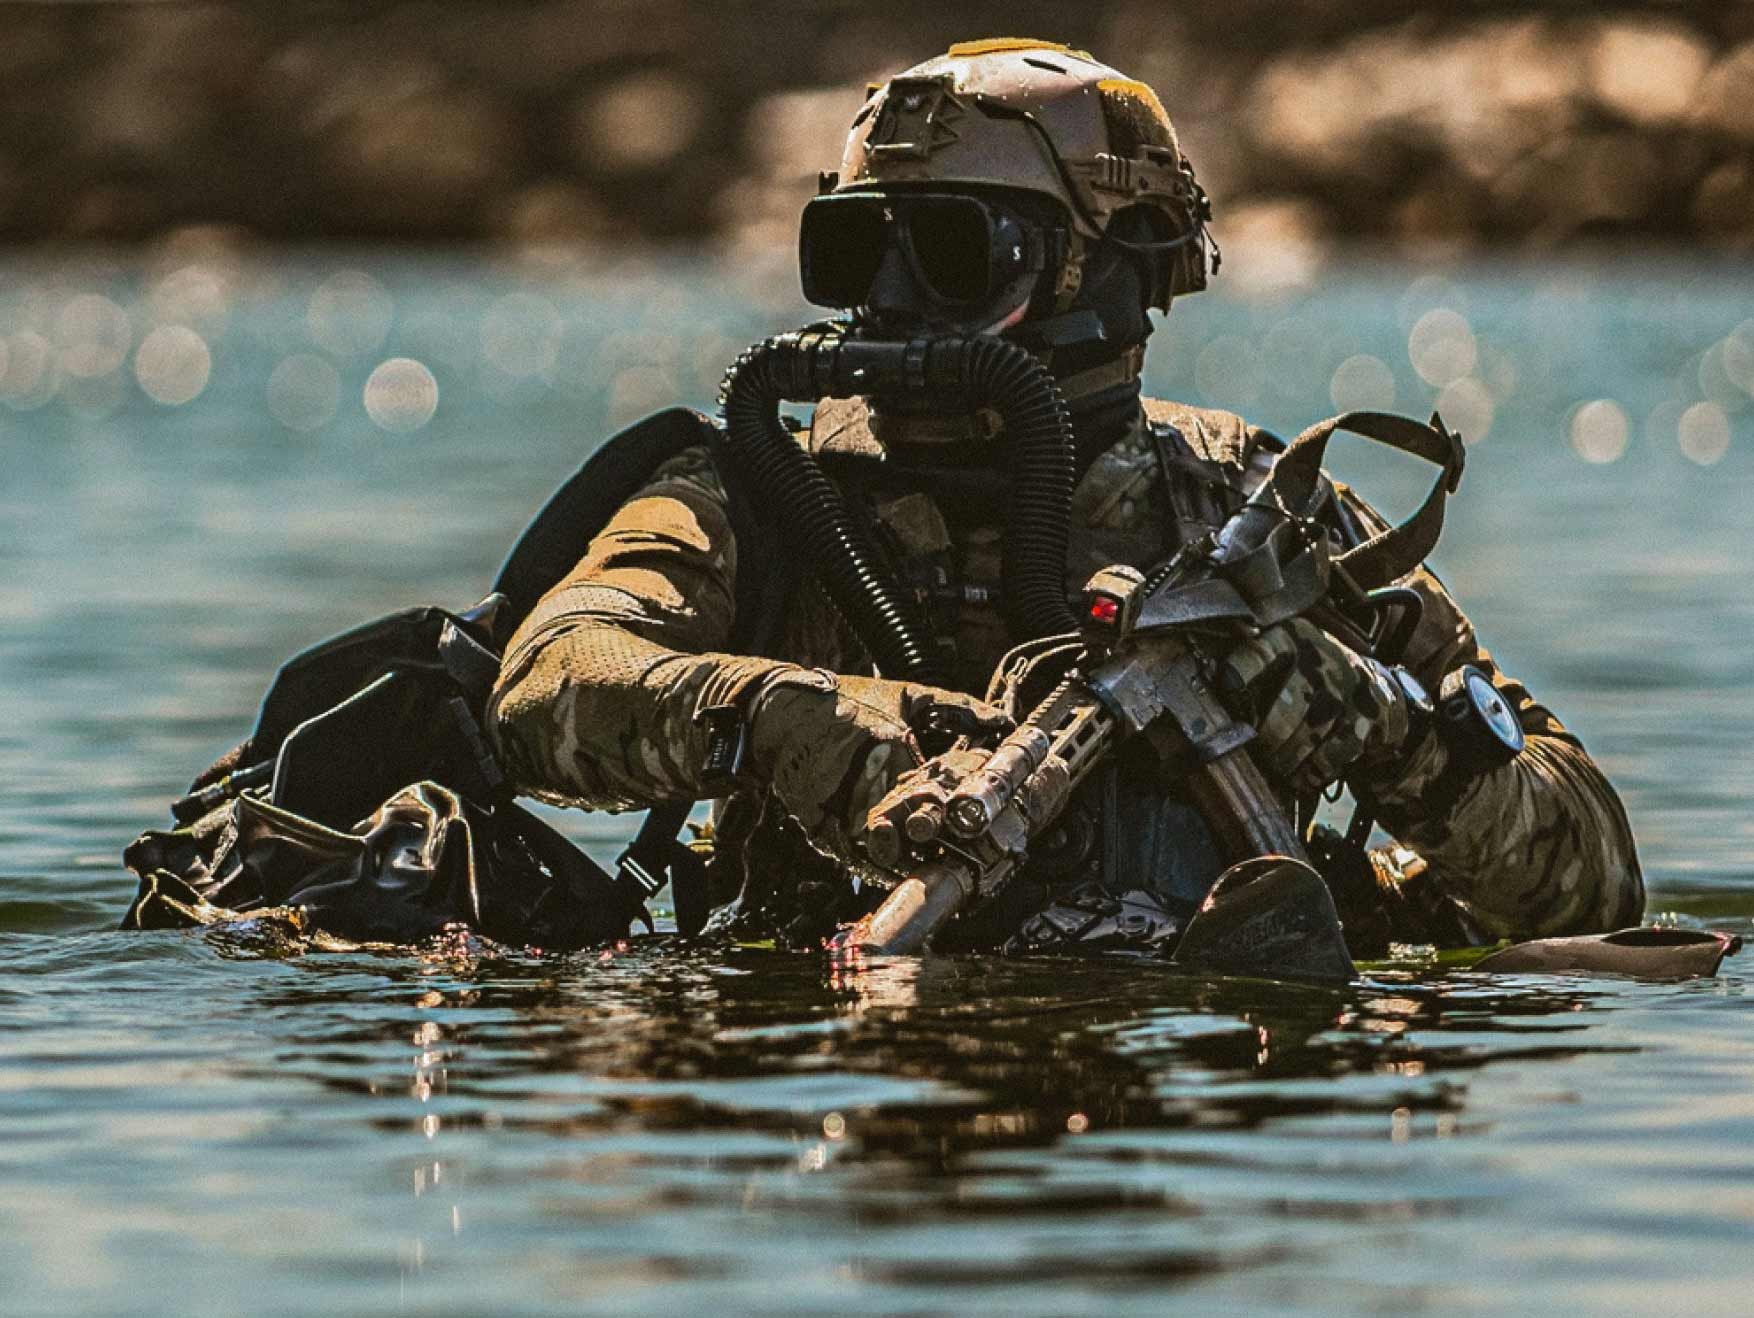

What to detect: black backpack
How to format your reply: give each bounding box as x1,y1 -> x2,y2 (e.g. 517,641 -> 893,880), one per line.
123,408 -> 782,948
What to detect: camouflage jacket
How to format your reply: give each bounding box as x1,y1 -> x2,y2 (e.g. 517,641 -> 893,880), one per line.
488,397 -> 1644,942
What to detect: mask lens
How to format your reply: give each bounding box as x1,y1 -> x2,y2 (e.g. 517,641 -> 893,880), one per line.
799,195 -> 888,307
903,199 -> 993,304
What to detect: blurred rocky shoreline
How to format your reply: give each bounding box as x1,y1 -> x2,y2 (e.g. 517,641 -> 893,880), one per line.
5,1 -> 1753,256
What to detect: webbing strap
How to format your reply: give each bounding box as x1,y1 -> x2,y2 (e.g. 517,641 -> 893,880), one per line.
1139,409 -> 1464,633
1264,410 -> 1465,591
614,800 -> 706,937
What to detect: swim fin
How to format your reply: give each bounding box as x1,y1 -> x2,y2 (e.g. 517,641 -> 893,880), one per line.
1171,855 -> 1356,985
1471,926 -> 1741,978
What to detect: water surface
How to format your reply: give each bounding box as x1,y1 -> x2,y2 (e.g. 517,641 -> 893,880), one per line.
4,251 -> 1754,1315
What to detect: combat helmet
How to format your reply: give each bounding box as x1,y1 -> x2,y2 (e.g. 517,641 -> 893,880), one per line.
811,38 -> 1214,320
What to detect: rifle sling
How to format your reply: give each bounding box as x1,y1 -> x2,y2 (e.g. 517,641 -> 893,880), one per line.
1267,409 -> 1466,592
1139,409 -> 1463,631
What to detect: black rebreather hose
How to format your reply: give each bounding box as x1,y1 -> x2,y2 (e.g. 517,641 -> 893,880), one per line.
718,331 -> 1077,686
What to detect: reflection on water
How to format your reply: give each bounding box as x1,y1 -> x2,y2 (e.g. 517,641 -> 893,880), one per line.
5,929 -> 1740,1316
4,251 -> 1754,1314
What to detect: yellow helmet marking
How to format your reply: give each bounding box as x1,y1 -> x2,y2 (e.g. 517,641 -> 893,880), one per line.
1095,78 -> 1172,126
946,37 -> 1094,60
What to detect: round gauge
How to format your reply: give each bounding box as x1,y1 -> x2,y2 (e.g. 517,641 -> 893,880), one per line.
1463,668 -> 1524,754
1438,664 -> 1525,766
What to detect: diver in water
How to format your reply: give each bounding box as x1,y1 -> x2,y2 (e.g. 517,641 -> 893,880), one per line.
487,40 -> 1644,954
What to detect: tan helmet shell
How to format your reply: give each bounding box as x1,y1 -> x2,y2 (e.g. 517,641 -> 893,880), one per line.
829,38 -> 1212,305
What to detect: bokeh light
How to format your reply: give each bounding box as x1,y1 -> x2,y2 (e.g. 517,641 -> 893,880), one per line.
1407,308 -> 1477,387
267,353 -> 342,432
133,325 -> 212,405
538,318 -> 606,400
364,357 -> 438,432
1210,199 -> 1326,296
0,251 -> 1740,485
1435,377 -> 1495,444
1697,340 -> 1750,411
1569,399 -> 1630,464
55,294 -> 132,379
1329,353 -> 1395,412
1715,321 -> 1754,396
0,331 -> 57,411
1396,277 -> 1468,333
573,72 -> 705,172
1588,22 -> 1711,124
1477,344 -> 1520,402
149,265 -> 232,336
1676,400 -> 1731,466
308,271 -> 394,357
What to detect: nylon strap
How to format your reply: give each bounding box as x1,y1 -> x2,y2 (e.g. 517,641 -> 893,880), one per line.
616,800 -> 704,937
1056,344 -> 1147,403
1261,409 -> 1465,591
1139,409 -> 1465,633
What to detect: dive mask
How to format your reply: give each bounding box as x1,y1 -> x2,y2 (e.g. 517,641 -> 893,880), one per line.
798,190 -> 1059,317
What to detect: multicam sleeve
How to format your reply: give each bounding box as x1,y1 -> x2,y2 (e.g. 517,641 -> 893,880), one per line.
1336,485 -> 1646,940
486,445 -> 791,812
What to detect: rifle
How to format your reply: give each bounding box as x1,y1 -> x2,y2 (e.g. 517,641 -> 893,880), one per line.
831,411 -> 1470,980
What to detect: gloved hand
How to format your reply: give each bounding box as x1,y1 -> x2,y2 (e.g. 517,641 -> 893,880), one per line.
1215,617 -> 1412,797
748,671 -> 1011,858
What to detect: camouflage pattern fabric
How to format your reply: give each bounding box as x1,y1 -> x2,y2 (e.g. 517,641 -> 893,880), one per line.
1331,488 -> 1645,938
488,398 -> 1643,944
1217,616 -> 1413,797
487,446 -> 1006,858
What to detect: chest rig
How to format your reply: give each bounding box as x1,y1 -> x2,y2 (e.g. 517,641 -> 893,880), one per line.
791,395 -> 1299,944
805,394 -> 1274,691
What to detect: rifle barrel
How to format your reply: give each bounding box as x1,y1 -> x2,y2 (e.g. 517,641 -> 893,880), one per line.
842,859 -> 978,955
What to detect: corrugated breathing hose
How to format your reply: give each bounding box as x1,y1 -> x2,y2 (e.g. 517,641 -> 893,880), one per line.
717,330 -> 1076,685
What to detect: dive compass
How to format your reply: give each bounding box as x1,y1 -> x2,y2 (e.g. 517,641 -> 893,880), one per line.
1438,663 -> 1525,766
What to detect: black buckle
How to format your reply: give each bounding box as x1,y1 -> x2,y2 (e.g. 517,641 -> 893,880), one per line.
614,848 -> 666,902
612,831 -> 711,937
610,845 -> 662,934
